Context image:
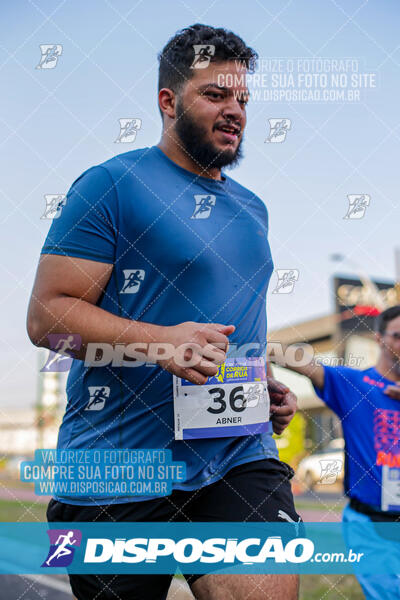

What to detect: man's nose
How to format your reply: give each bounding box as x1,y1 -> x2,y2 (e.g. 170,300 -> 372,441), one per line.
221,99 -> 243,123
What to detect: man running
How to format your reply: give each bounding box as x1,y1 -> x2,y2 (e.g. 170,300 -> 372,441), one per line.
27,24 -> 299,600
270,305 -> 400,599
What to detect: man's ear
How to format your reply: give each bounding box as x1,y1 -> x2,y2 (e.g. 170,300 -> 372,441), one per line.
375,332 -> 383,347
158,88 -> 176,120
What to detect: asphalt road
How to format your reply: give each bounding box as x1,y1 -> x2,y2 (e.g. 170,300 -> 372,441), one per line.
0,575 -> 73,600
0,575 -> 194,600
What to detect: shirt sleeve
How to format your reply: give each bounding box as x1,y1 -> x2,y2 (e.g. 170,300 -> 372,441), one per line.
41,166 -> 118,264
313,366 -> 355,418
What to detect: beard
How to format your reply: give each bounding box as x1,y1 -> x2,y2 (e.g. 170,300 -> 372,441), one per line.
174,100 -> 244,171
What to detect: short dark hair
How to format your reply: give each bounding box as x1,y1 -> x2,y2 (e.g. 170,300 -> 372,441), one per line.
157,23 -> 258,97
377,305 -> 400,334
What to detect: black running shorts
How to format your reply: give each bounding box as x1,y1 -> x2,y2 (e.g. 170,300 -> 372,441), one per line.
47,458 -> 302,600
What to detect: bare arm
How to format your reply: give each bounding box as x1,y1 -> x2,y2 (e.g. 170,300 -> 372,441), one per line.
267,342 -> 325,390
26,254 -> 234,384
26,254 -> 154,356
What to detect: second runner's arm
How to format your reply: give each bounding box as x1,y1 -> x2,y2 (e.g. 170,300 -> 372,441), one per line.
268,342 -> 325,390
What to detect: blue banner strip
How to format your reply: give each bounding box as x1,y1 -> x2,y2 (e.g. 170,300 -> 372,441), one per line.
0,522 -> 398,575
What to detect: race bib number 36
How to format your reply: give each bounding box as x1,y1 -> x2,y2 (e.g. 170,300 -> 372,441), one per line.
173,357 -> 270,440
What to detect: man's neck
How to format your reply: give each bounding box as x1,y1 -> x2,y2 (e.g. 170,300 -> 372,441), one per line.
375,359 -> 400,382
157,138 -> 223,181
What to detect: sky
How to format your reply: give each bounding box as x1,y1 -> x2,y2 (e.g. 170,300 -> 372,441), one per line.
0,0 -> 399,409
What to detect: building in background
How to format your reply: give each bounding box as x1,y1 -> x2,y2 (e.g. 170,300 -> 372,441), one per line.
0,349 -> 65,459
35,348 -> 65,449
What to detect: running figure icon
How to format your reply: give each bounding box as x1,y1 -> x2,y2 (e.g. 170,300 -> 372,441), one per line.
191,194 -> 216,219
85,386 -> 110,411
45,531 -> 76,566
191,45 -> 215,69
45,334 -> 77,371
120,269 -> 145,294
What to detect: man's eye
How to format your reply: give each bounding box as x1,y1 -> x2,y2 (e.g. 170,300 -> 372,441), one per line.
205,91 -> 223,100
237,96 -> 249,106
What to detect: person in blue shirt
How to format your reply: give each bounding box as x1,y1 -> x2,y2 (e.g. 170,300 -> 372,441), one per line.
27,24 -> 300,600
271,305 -> 400,600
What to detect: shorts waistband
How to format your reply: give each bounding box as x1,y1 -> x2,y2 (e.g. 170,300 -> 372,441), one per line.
350,497 -> 400,520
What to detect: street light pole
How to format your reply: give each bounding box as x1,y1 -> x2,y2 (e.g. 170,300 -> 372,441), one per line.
395,248 -> 400,303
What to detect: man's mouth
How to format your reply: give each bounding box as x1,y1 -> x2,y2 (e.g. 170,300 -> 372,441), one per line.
215,123 -> 241,143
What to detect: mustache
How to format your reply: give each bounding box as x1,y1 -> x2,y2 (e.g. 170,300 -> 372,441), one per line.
214,120 -> 242,135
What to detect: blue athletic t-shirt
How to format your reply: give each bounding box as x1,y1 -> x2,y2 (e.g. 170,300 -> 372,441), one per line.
41,146 -> 278,504
315,366 -> 400,511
